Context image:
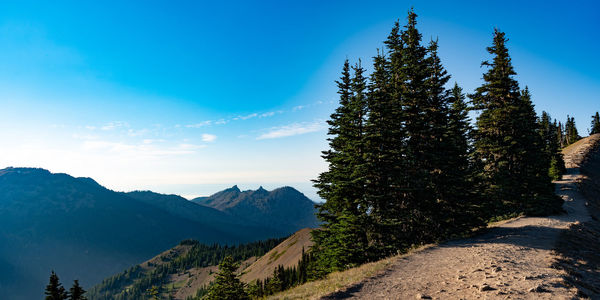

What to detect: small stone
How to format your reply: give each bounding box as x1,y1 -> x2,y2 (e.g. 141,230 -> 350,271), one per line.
473,268 -> 483,272
529,285 -> 550,293
494,266 -> 502,272
457,275 -> 466,280
415,294 -> 432,299
480,285 -> 497,292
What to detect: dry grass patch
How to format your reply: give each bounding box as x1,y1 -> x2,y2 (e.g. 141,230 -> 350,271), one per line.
267,244 -> 437,300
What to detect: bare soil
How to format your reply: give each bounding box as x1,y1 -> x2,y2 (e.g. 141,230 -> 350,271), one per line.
321,136 -> 600,300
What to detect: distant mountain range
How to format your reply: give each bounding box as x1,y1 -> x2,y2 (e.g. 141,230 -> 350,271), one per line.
0,167 -> 318,300
192,185 -> 319,234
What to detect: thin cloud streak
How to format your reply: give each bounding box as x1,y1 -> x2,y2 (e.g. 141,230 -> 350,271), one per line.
182,101 -> 327,129
256,120 -> 326,140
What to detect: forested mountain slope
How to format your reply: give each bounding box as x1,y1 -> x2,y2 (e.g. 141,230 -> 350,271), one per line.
89,228 -> 315,300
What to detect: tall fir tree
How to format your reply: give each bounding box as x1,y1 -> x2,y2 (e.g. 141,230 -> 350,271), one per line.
362,48 -> 409,256
206,256 -> 248,300
590,112 -> 600,134
470,30 -> 560,216
394,9 -> 448,245
45,271 -> 68,300
68,280 -> 87,300
311,60 -> 370,276
444,83 -> 483,232
516,88 -> 560,214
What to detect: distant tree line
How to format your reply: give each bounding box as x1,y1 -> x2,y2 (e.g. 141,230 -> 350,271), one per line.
309,9 -> 566,278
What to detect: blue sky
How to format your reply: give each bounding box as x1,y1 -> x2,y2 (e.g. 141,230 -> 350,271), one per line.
0,1 -> 598,200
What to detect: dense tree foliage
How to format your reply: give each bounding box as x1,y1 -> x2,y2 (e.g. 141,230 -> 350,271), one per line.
311,9 -> 482,276
311,10 -> 563,279
311,60 -> 370,276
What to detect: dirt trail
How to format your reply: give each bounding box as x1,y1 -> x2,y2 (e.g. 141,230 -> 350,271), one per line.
323,137 -> 600,300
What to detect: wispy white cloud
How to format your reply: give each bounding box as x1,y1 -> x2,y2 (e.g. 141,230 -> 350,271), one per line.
127,128 -> 149,137
186,110 -> 279,128
260,111 -> 275,118
186,120 -> 212,128
101,121 -> 128,131
234,113 -> 258,121
201,134 -> 217,142
256,120 -> 326,140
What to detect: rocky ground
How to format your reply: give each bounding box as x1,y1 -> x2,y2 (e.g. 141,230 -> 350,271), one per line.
322,135 -> 600,300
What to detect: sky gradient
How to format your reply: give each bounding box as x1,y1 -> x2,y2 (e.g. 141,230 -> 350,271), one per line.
0,0 -> 598,200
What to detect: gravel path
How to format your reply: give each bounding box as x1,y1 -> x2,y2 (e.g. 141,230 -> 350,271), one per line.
322,141 -> 597,299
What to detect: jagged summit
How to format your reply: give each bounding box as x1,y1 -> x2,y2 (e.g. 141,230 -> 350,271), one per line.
192,185 -> 319,234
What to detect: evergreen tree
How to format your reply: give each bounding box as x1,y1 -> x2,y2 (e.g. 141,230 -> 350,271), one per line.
311,60 -> 370,276
362,31 -> 408,256
557,121 -> 565,148
68,280 -> 87,300
45,271 -> 68,300
590,112 -> 600,134
206,256 -> 248,300
400,9 -> 437,243
470,30 -> 559,216
565,115 -> 580,145
516,88 -> 560,214
444,83 -> 482,232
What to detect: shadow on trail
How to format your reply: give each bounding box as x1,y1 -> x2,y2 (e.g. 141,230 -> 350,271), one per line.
552,146 -> 600,299
441,225 -> 566,251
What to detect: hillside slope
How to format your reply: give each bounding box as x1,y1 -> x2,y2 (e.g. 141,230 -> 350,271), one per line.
272,135 -> 600,300
88,229 -> 316,300
0,168 -> 285,300
241,228 -> 314,283
193,186 -> 319,235
87,238 -> 284,300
